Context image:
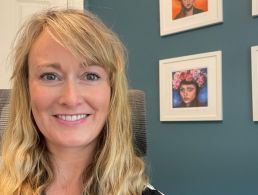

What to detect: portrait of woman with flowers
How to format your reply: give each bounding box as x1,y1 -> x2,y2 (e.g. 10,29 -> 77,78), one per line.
172,68 -> 208,108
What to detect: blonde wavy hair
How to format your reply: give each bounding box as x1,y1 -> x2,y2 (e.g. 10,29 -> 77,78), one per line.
0,9 -> 148,195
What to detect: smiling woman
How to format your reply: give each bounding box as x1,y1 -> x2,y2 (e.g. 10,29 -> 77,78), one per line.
0,9 -> 163,195
28,29 -> 111,151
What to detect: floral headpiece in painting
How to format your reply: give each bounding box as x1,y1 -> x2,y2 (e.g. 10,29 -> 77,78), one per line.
172,68 -> 207,90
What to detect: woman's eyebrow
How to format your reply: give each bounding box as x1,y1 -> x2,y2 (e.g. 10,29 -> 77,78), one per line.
36,63 -> 62,71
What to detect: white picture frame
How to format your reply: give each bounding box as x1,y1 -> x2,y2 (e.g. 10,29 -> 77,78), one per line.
252,0 -> 258,16
159,51 -> 222,121
251,46 -> 258,121
159,0 -> 223,36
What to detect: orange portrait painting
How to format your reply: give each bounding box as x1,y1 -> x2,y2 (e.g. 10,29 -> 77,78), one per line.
172,0 -> 208,20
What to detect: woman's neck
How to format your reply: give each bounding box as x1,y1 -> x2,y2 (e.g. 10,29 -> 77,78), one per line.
183,8 -> 194,16
45,145 -> 95,195
46,173 -> 83,195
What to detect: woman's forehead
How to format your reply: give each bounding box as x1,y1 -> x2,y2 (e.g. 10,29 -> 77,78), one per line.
180,83 -> 196,87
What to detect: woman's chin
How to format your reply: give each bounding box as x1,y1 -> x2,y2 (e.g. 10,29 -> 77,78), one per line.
183,100 -> 191,104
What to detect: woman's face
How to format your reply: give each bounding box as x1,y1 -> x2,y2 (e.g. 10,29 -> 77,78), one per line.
181,0 -> 195,10
179,84 -> 197,105
28,30 -> 111,152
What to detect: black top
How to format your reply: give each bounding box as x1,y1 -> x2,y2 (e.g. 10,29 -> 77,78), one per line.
142,185 -> 164,195
175,6 -> 204,19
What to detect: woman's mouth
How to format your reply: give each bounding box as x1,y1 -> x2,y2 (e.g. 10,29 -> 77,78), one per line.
55,114 -> 88,121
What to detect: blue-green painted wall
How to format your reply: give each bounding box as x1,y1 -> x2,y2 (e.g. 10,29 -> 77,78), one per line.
86,1 -> 258,194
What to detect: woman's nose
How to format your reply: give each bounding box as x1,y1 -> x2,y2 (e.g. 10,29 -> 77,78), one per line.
58,81 -> 83,107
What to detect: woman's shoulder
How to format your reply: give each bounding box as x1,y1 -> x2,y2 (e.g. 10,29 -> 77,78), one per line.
142,184 -> 165,195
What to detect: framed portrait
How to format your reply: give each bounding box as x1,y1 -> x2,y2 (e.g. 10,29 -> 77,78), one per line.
251,46 -> 258,121
159,51 -> 222,121
159,0 -> 223,36
252,0 -> 258,16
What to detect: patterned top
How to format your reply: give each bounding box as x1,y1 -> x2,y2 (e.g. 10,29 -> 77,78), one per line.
142,184 -> 164,195
42,184 -> 164,195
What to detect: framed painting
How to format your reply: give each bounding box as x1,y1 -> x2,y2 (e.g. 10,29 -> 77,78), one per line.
252,0 -> 258,16
159,0 -> 223,36
251,46 -> 258,121
159,51 -> 222,121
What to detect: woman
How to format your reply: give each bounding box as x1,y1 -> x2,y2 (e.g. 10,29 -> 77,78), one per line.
175,0 -> 205,19
172,69 -> 207,108
0,9 -> 163,195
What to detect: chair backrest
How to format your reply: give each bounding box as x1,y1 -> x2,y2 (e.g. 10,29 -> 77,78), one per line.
0,89 -> 9,137
0,89 -> 147,156
128,89 -> 147,156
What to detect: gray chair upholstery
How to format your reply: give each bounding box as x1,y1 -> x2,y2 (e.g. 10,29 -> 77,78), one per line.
0,89 -> 9,136
128,89 -> 147,156
0,89 -> 147,156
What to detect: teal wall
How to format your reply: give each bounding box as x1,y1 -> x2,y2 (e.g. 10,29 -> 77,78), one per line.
86,1 -> 258,194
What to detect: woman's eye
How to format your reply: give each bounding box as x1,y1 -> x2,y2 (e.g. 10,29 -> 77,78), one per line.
84,73 -> 100,81
179,88 -> 185,92
187,87 -> 194,92
40,73 -> 59,81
